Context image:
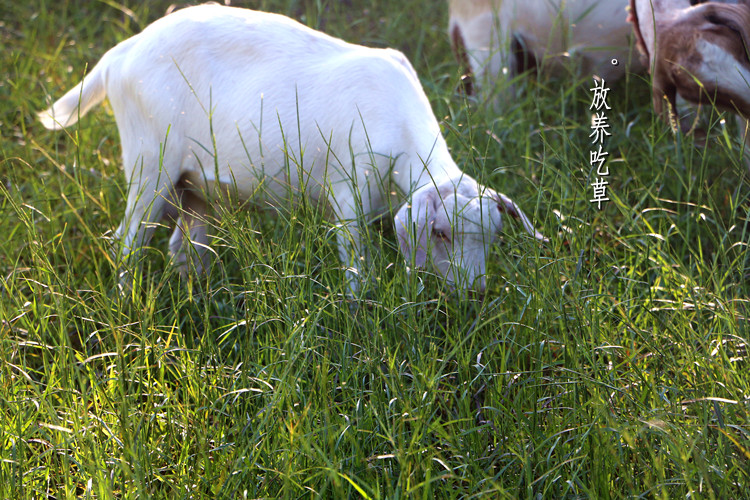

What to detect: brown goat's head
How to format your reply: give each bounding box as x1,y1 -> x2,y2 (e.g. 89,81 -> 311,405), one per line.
630,0 -> 750,133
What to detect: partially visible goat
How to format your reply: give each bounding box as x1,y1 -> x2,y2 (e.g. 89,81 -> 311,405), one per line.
449,0 -> 643,98
629,0 -> 750,141
39,4 -> 546,294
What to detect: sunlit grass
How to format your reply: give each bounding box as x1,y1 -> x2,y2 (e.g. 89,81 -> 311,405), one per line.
1,1 -> 748,498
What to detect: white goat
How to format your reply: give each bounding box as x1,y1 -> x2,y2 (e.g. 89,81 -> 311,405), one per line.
629,0 -> 750,142
39,4 -> 545,293
449,0 -> 643,97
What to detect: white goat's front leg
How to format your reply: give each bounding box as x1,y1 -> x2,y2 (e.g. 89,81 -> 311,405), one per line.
330,176 -> 379,295
456,10 -> 509,97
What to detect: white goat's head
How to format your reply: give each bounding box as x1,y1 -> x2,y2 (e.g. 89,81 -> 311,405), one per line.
394,178 -> 546,292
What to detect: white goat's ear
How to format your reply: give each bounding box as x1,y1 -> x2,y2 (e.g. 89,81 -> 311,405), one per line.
394,189 -> 439,268
493,191 -> 548,243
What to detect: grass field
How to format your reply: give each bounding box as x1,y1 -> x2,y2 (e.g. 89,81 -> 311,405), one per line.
2,0 -> 749,498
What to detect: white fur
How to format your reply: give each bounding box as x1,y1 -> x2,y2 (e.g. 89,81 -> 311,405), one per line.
39,4 -> 545,293
448,0 -> 642,97
696,39 -> 750,99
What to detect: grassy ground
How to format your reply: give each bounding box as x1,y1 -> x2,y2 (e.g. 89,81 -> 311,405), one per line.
2,0 -> 749,498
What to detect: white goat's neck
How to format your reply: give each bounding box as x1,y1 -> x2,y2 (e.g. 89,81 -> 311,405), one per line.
390,135 -> 464,196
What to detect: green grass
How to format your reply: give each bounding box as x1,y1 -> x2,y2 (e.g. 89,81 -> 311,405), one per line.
2,0 -> 749,498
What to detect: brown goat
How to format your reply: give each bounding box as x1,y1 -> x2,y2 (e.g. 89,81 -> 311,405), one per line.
630,0 -> 750,139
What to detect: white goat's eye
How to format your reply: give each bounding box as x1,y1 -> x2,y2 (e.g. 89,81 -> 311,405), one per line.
433,228 -> 450,242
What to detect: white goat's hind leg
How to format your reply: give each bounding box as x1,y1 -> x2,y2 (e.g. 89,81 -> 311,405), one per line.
168,190 -> 210,275
114,154 -> 177,286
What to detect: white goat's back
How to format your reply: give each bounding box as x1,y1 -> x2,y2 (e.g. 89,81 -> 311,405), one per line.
39,5 -> 458,201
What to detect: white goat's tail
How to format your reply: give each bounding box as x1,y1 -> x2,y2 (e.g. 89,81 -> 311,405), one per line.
38,59 -> 108,130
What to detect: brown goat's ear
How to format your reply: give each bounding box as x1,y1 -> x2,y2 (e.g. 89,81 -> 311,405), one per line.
493,191 -> 548,243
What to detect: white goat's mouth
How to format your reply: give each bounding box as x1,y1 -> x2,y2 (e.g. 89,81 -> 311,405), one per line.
437,259 -> 485,292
